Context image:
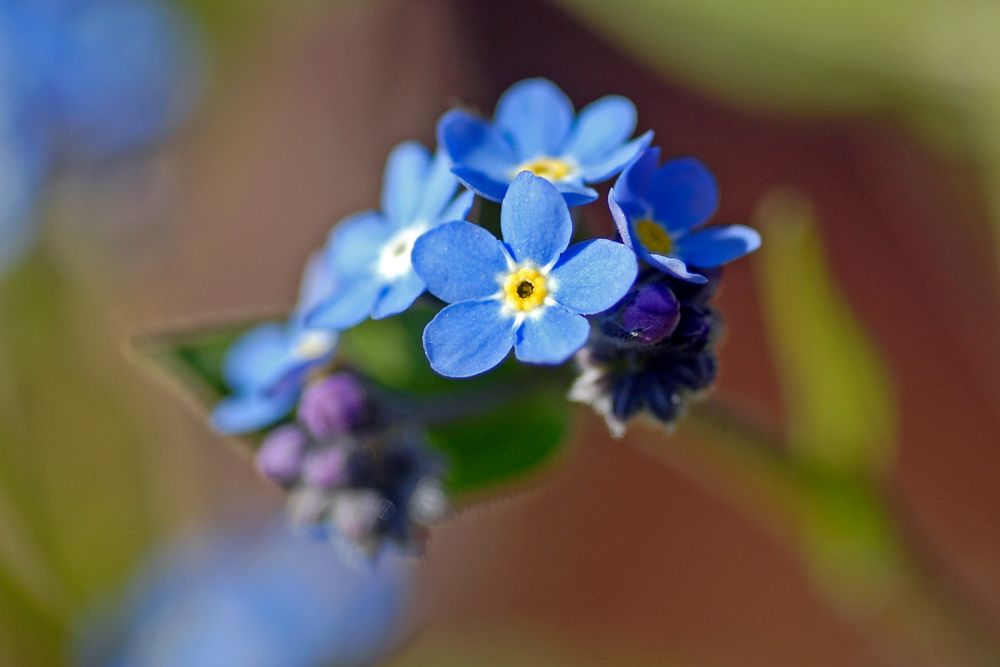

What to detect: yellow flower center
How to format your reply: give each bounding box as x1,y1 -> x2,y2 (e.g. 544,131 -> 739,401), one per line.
515,156 -> 574,182
636,219 -> 673,255
503,266 -> 548,312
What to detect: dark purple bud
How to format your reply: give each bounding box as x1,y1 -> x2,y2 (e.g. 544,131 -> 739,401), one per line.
302,446 -> 348,488
256,425 -> 307,484
621,282 -> 681,344
298,373 -> 366,439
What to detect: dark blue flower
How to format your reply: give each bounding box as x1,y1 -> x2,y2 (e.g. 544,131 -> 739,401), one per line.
437,78 -> 653,206
412,172 -> 638,378
212,255 -> 338,435
307,142 -> 474,330
609,147 -> 760,283
571,271 -> 722,436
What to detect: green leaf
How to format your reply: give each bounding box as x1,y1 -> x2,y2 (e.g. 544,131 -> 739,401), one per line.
141,305 -> 571,499
754,190 -> 896,474
340,306 -> 572,498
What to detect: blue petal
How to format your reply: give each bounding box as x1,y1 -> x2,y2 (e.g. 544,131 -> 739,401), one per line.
325,211 -> 392,278
222,323 -> 292,391
563,95 -> 637,164
578,130 -> 653,183
414,149 -> 460,222
648,157 -> 719,232
552,180 -> 599,207
306,277 -> 384,329
211,390 -> 299,435
675,224 -> 762,267
292,253 -> 335,325
608,190 -> 655,264
437,110 -> 517,179
514,305 -> 590,365
412,221 -> 508,303
493,78 -> 573,159
500,172 -> 572,267
371,271 -> 425,319
613,146 -> 660,211
451,167 -> 510,203
441,188 -> 475,221
648,254 -> 709,284
550,239 -> 637,315
423,300 -> 515,378
381,142 -> 431,227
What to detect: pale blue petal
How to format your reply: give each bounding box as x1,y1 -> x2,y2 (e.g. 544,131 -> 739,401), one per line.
222,323 -> 292,390
608,190 -> 655,264
441,188 -> 475,221
411,221 -> 508,303
563,95 -> 637,164
550,239 -> 637,315
415,149 -> 461,221
675,224 -> 761,267
648,157 -> 719,232
423,300 -> 515,378
437,109 -> 517,179
306,277 -> 384,329
211,390 -> 298,435
500,172 -> 572,266
494,78 -> 573,159
451,167 -> 510,203
613,146 -> 660,211
648,254 -> 709,284
514,305 -> 590,365
381,142 -> 431,227
551,180 -> 599,207
293,253 -> 335,325
372,271 -> 425,319
325,211 -> 392,279
578,130 -> 653,183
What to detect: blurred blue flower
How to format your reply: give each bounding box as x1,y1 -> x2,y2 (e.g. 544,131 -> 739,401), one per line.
437,78 -> 653,206
412,172 -> 637,378
609,147 -> 761,283
0,0 -> 201,275
76,520 -> 413,667
307,142 -> 474,330
212,255 -> 338,435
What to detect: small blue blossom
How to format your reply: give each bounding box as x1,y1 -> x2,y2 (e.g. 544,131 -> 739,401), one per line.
212,255 -> 338,435
609,147 -> 761,284
307,142 -> 474,330
411,172 -> 638,378
437,78 -> 653,206
76,520 -> 412,667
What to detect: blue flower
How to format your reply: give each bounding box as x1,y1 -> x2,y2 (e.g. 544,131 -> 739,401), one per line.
76,520 -> 412,667
307,142 -> 474,329
411,172 -> 638,378
437,78 -> 653,206
212,255 -> 338,435
609,147 -> 761,284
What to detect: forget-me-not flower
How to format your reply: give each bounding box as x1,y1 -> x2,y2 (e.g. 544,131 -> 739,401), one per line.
609,147 -> 761,283
412,172 -> 638,378
212,255 -> 338,435
437,78 -> 653,206
307,142 -> 474,329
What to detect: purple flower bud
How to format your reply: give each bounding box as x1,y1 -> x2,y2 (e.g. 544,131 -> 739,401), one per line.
256,425 -> 307,484
302,446 -> 349,488
298,374 -> 367,439
621,282 -> 680,344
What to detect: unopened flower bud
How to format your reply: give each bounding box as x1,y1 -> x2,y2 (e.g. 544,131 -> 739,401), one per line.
621,282 -> 680,344
256,425 -> 307,484
302,445 -> 349,488
298,373 -> 367,439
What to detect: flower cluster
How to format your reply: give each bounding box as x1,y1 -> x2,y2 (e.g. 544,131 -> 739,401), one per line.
213,78 -> 760,553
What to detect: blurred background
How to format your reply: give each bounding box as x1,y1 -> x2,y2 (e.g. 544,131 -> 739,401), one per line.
1,0 -> 999,665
